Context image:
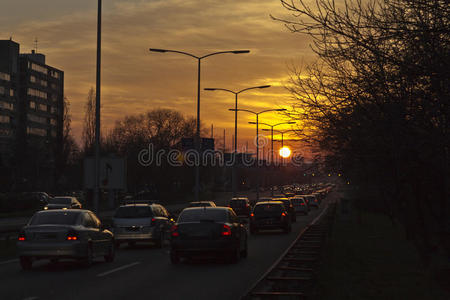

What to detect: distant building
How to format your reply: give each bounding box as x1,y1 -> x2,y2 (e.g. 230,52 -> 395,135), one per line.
0,39 -> 64,190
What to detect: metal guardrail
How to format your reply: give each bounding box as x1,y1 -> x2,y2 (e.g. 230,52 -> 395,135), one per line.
241,201 -> 337,299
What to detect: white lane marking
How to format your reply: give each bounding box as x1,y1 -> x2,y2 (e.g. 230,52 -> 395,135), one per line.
0,258 -> 19,265
96,261 -> 141,277
23,297 -> 39,300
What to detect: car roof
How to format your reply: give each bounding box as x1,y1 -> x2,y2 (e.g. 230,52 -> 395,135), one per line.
182,206 -> 230,212
36,209 -> 88,214
118,203 -> 154,208
254,201 -> 283,206
231,197 -> 249,200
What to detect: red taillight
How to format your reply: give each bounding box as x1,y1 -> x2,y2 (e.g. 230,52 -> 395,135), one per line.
171,225 -> 179,237
18,232 -> 26,241
151,218 -> 156,222
300,203 -> 305,206
250,213 -> 254,217
221,224 -> 232,236
67,231 -> 78,241
281,212 -> 286,217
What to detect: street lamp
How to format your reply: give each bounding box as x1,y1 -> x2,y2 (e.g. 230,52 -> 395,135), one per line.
204,85 -> 271,197
149,48 -> 250,202
250,122 -> 295,165
229,108 -> 286,201
252,122 -> 295,197
262,129 -> 296,148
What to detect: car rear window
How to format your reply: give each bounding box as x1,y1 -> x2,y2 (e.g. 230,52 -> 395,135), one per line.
254,204 -> 283,215
114,206 -> 153,218
48,197 -> 72,204
178,209 -> 228,223
230,200 -> 246,207
30,211 -> 81,225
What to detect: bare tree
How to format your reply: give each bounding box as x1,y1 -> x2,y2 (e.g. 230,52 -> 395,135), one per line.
82,88 -> 95,154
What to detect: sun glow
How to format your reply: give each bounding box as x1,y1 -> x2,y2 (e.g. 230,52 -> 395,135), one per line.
279,146 -> 291,158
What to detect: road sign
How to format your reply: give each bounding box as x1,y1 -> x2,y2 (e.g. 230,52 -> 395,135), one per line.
84,157 -> 126,190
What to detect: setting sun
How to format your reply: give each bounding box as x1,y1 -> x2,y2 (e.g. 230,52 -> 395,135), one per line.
279,146 -> 291,158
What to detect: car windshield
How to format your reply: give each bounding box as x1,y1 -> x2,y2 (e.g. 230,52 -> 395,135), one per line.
114,206 -> 153,218
189,202 -> 212,207
178,209 -> 227,223
48,197 -> 71,205
254,204 -> 283,216
30,211 -> 81,225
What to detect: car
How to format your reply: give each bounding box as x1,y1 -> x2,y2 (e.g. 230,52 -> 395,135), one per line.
112,203 -> 174,248
250,201 -> 291,234
17,209 -> 115,270
271,197 -> 296,222
44,196 -> 82,210
170,207 -> 248,264
303,194 -> 319,208
188,201 -> 216,207
229,197 -> 251,217
291,197 -> 309,215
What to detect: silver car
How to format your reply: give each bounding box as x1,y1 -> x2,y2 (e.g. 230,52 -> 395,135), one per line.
112,203 -> 174,248
17,209 -> 115,270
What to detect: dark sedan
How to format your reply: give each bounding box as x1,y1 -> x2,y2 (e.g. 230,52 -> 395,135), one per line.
17,209 -> 114,270
250,201 -> 292,234
170,207 -> 248,264
44,196 -> 82,210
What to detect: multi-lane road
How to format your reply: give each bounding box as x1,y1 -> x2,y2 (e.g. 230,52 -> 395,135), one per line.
0,192 -> 337,300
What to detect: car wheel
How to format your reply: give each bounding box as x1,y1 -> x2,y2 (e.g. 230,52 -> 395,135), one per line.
104,242 -> 115,263
155,232 -> 164,248
83,244 -> 94,267
114,241 -> 121,249
170,251 -> 180,264
20,256 -> 32,270
229,246 -> 241,263
241,237 -> 248,258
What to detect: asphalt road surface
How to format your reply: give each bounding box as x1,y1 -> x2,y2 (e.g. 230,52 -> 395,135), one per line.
0,193 -> 337,300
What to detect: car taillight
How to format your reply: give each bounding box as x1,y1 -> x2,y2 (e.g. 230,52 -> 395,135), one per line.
281,212 -> 286,217
171,225 -> 179,237
250,213 -> 254,218
221,225 -> 232,236
300,203 -> 305,206
18,231 -> 26,241
66,231 -> 78,241
151,218 -> 156,223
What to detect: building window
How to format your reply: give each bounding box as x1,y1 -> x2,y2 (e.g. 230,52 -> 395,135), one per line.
27,126 -> 47,136
51,94 -> 57,101
29,62 -> 48,75
30,75 -> 36,83
0,101 -> 14,110
28,113 -> 47,124
38,103 -> 47,112
50,106 -> 57,114
51,129 -> 56,137
30,101 -> 36,109
0,86 -> 4,95
41,80 -> 48,87
0,115 -> 10,123
0,128 -> 11,136
50,118 -> 57,126
50,70 -> 60,79
27,88 -> 47,99
9,89 -> 14,97
0,72 -> 10,81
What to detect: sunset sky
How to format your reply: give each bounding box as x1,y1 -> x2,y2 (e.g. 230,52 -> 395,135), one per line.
1,0 -> 314,154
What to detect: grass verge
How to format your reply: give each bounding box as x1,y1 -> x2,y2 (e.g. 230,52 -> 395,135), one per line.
316,203 -> 450,300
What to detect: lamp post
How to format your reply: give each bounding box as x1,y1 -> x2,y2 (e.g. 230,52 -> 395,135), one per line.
149,48 -> 250,202
204,85 -> 271,197
264,129 -> 296,148
93,0 -> 102,214
229,108 -> 286,201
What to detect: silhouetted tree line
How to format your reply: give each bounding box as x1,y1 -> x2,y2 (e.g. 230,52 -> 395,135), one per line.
275,0 -> 450,264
